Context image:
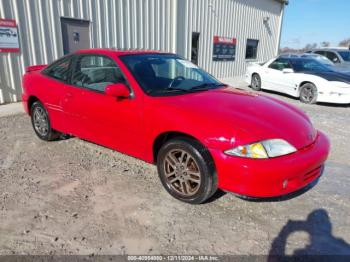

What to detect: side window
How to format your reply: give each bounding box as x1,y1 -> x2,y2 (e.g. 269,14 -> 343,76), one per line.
245,39 -> 259,59
43,56 -> 72,82
314,51 -> 326,56
325,52 -> 340,63
269,59 -> 292,71
71,55 -> 125,92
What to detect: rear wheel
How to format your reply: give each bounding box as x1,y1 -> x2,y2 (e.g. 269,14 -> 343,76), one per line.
251,73 -> 262,91
300,83 -> 318,104
31,101 -> 61,141
157,137 -> 217,204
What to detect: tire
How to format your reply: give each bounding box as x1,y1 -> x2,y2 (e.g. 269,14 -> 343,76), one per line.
251,73 -> 262,91
300,83 -> 318,104
30,101 -> 61,141
157,137 -> 217,204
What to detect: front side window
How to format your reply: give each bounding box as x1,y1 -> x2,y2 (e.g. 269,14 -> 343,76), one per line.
325,52 -> 340,63
43,56 -> 72,82
314,51 -> 326,56
245,39 -> 259,59
71,55 -> 126,92
119,54 -> 223,96
269,59 -> 292,71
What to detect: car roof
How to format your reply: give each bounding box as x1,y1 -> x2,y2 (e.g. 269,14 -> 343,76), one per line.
278,57 -> 316,62
75,48 -> 169,56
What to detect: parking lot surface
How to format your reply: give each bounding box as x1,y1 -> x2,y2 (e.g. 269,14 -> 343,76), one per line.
0,82 -> 350,256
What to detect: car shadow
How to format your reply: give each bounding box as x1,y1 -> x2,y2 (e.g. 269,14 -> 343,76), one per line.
268,209 -> 350,260
205,189 -> 227,204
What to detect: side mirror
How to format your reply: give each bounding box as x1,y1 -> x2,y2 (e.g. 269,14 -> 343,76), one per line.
282,68 -> 294,74
105,83 -> 130,98
333,58 -> 339,63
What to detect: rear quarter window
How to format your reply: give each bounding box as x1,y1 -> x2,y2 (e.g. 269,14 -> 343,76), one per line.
43,56 -> 72,82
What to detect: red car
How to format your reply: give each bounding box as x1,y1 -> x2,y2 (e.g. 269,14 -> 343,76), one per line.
22,49 -> 330,204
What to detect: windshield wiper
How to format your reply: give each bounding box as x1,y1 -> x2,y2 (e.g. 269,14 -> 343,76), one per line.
189,83 -> 227,91
158,83 -> 226,94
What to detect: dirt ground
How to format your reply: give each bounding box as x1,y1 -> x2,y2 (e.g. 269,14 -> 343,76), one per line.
0,84 -> 350,256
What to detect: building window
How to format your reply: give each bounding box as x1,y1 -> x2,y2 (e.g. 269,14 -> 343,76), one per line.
245,39 -> 259,59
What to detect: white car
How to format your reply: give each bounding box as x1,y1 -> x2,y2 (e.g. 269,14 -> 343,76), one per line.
245,57 -> 350,104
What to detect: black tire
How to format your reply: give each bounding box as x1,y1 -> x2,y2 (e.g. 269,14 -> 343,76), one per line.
300,83 -> 318,104
251,73 -> 262,91
30,101 -> 61,141
157,137 -> 217,204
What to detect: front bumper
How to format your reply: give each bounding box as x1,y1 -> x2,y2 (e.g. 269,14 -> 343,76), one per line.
209,131 -> 330,198
317,91 -> 350,104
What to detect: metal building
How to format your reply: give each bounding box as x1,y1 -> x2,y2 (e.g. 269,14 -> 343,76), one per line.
0,0 -> 288,104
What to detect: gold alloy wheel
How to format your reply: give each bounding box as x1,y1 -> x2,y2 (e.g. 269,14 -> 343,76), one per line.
163,149 -> 201,197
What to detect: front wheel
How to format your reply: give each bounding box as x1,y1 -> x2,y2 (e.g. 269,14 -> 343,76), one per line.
31,101 -> 61,141
300,83 -> 318,104
251,73 -> 262,91
157,137 -> 217,204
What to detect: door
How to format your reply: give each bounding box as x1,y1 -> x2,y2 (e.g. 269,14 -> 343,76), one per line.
61,18 -> 90,55
265,58 -> 296,94
191,32 -> 200,65
40,55 -> 73,132
62,54 -> 144,158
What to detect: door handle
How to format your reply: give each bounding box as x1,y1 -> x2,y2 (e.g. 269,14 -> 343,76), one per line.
66,92 -> 73,98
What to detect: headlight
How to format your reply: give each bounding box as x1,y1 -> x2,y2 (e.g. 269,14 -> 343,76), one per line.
224,139 -> 297,159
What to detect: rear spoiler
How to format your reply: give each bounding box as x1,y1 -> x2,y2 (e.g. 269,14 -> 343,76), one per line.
25,64 -> 47,73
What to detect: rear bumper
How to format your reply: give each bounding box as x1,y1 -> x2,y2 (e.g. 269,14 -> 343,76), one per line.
22,93 -> 29,114
209,131 -> 330,198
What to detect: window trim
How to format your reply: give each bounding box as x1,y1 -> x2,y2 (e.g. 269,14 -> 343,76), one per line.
69,53 -> 134,97
245,39 -> 259,60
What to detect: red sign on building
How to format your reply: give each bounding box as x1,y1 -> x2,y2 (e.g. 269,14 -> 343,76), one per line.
213,36 -> 237,61
0,19 -> 20,52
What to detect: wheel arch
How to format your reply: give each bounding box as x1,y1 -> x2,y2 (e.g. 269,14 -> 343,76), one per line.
27,96 -> 40,115
153,131 -> 203,164
298,81 -> 316,93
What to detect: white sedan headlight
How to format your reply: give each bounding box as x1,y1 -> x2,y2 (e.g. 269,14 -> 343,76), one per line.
224,139 -> 297,159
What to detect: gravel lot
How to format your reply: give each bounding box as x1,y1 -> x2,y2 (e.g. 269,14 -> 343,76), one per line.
0,82 -> 350,256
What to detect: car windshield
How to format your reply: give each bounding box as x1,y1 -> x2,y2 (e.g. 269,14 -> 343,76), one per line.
338,51 -> 350,62
290,59 -> 333,73
119,53 -> 224,96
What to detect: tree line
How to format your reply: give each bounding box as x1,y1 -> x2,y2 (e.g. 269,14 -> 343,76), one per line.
280,38 -> 350,53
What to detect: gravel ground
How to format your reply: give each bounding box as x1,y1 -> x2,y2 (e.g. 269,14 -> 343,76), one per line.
0,83 -> 350,256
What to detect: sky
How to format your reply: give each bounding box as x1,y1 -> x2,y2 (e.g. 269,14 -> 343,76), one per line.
280,0 -> 349,49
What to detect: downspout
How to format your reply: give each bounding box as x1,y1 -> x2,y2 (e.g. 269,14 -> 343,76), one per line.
276,3 -> 286,56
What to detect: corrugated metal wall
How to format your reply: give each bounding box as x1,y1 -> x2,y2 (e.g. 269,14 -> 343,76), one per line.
0,0 -> 283,104
177,0 -> 283,78
0,0 -> 177,104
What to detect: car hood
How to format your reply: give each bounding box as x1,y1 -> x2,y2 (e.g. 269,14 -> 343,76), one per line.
301,71 -> 350,84
153,87 -> 316,150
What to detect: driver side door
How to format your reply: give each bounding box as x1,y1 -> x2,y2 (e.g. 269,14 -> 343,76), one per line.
265,58 -> 296,94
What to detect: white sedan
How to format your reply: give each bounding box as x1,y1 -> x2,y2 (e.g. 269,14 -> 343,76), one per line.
245,57 -> 350,104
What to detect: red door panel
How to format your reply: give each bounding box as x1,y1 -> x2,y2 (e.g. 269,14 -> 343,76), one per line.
62,85 -> 145,159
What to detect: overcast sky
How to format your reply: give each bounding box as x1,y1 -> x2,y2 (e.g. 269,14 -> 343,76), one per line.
280,0 -> 349,48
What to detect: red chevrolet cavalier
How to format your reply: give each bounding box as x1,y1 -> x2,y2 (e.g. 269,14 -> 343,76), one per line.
22,49 -> 330,204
